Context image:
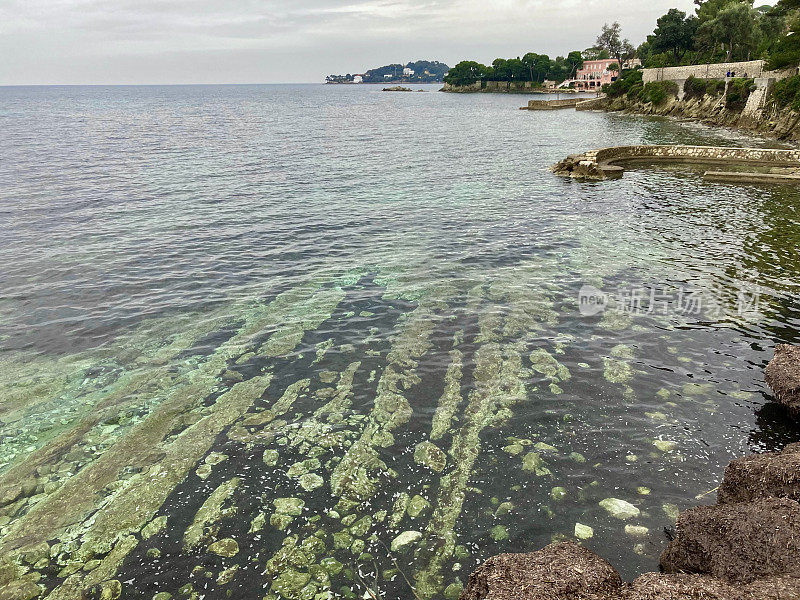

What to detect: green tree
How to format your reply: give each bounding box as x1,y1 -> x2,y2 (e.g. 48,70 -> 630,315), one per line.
696,2 -> 761,61
695,0 -> 754,23
492,58 -> 511,81
566,51 -> 585,78
596,22 -> 636,70
583,46 -> 611,60
649,9 -> 699,64
522,53 -> 539,82
443,61 -> 490,86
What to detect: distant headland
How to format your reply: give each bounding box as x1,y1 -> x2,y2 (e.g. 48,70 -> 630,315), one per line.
325,60 -> 450,84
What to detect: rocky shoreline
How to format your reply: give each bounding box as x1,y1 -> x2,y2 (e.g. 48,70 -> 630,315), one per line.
460,344 -> 800,600
591,93 -> 800,142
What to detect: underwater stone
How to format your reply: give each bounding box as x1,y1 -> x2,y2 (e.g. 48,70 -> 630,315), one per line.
299,473 -> 324,492
270,513 -> 294,531
603,358 -> 633,384
663,504 -> 681,522
637,487 -> 651,496
274,498 -> 305,516
443,582 -> 463,600
391,531 -> 422,552
141,516 -> 167,540
153,594 -> 173,600
503,444 -> 524,456
195,463 -> 211,479
350,539 -> 366,555
625,525 -> 649,538
414,441 -> 447,473
272,570 -> 311,597
205,452 -> 228,466
208,538 -> 239,558
250,512 -> 266,533
490,525 -> 509,541
217,566 -> 239,585
600,498 -> 640,520
534,442 -> 557,453
551,487 -> 568,502
263,449 -> 279,466
407,495 -> 431,519
349,516 -> 372,537
574,523 -> 594,539
495,502 -> 513,517
320,557 -> 343,576
654,440 -> 678,452
569,452 -> 587,463
522,452 -> 545,473
333,531 -> 353,550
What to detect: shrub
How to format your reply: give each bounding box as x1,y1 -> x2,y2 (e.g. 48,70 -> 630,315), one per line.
642,80 -> 679,105
603,70 -> 643,98
684,77 -> 727,101
725,78 -> 755,111
773,75 -> 800,111
627,83 -> 644,102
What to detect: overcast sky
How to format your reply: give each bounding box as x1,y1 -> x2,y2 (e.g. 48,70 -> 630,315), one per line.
0,0 -> 733,85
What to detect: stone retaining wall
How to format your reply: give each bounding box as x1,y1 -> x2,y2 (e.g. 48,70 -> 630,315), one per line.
643,61 -> 765,84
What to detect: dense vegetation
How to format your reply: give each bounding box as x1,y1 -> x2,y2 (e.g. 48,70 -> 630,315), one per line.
725,77 -> 756,109
327,61 -> 450,84
444,52 -> 585,86
683,75 -> 727,99
638,0 -> 800,70
773,74 -> 800,109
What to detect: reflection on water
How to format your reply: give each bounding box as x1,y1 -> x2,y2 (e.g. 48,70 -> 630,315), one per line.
0,84 -> 799,599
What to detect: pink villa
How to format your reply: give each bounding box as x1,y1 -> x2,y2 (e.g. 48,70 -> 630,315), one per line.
574,59 -> 619,91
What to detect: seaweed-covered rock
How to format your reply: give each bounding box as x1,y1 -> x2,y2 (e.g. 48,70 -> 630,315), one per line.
459,542 -> 622,600
624,572 -> 800,600
718,443 -> 800,504
661,498 -> 800,583
765,344 -> 800,417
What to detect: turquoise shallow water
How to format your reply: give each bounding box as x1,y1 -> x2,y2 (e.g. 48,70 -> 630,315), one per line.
1,83 -> 800,599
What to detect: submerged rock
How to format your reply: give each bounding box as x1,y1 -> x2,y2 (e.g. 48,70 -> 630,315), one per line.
574,523 -> 594,540
459,542 -> 622,600
208,538 -> 239,558
391,530 -> 422,553
599,498 -> 640,520
414,441 -> 447,472
766,345 -> 800,416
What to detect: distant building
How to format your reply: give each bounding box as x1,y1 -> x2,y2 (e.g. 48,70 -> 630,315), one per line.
542,79 -> 557,89
574,59 -> 619,92
353,75 -> 364,84
384,74 -> 392,79
403,67 -> 415,76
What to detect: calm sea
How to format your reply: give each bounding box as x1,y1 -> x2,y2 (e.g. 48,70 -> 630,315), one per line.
0,83 -> 799,599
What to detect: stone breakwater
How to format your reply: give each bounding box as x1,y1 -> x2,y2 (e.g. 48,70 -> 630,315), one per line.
459,345 -> 800,600
550,145 -> 800,181
520,99 -> 582,111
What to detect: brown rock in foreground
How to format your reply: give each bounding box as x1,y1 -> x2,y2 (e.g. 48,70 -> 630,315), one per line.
625,573 -> 800,600
766,344 -> 800,416
660,498 -> 800,583
718,442 -> 800,504
459,541 -> 622,600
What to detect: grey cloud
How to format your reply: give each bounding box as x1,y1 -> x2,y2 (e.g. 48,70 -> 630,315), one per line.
1,0 -> 714,84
